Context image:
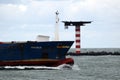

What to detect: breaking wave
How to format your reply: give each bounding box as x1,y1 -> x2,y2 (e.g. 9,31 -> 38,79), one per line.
0,64 -> 80,70
0,66 -> 59,70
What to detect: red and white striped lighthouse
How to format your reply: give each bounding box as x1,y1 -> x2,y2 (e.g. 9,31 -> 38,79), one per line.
62,21 -> 91,54
75,26 -> 81,54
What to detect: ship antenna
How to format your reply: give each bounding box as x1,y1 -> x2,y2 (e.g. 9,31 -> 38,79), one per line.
54,11 -> 59,41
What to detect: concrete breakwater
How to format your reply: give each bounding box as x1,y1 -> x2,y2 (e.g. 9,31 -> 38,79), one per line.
68,48 -> 120,56
67,51 -> 120,56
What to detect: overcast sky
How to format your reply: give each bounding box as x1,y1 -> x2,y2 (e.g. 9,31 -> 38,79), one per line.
0,0 -> 120,48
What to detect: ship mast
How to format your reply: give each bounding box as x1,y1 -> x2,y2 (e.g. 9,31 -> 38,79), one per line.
54,11 -> 59,41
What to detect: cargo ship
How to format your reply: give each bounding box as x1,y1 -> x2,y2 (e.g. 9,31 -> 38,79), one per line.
0,11 -> 74,67
0,41 -> 74,67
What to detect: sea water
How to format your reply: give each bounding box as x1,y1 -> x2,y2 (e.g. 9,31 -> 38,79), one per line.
0,55 -> 120,80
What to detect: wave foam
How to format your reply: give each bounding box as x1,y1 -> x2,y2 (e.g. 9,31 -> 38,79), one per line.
0,64 -> 80,70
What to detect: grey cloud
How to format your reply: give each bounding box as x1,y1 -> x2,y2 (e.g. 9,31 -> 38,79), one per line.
34,0 -> 84,2
35,0 -> 69,1
0,0 -> 30,5
0,0 -> 22,4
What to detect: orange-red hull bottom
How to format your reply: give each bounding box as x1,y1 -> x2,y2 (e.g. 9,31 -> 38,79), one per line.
0,58 -> 74,67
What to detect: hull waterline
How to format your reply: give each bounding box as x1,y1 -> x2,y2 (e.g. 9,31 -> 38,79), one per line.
0,58 -> 74,67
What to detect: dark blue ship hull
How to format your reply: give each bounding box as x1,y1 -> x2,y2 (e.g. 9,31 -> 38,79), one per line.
0,41 -> 74,66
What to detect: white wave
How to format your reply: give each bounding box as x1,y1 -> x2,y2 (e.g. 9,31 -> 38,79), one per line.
57,64 -> 72,70
0,64 -> 78,70
57,64 -> 80,70
72,64 -> 80,70
3,66 -> 60,70
4,66 -> 25,69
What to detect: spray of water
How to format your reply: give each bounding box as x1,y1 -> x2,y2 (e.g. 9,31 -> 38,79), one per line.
0,64 -> 80,70
72,64 -> 80,70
